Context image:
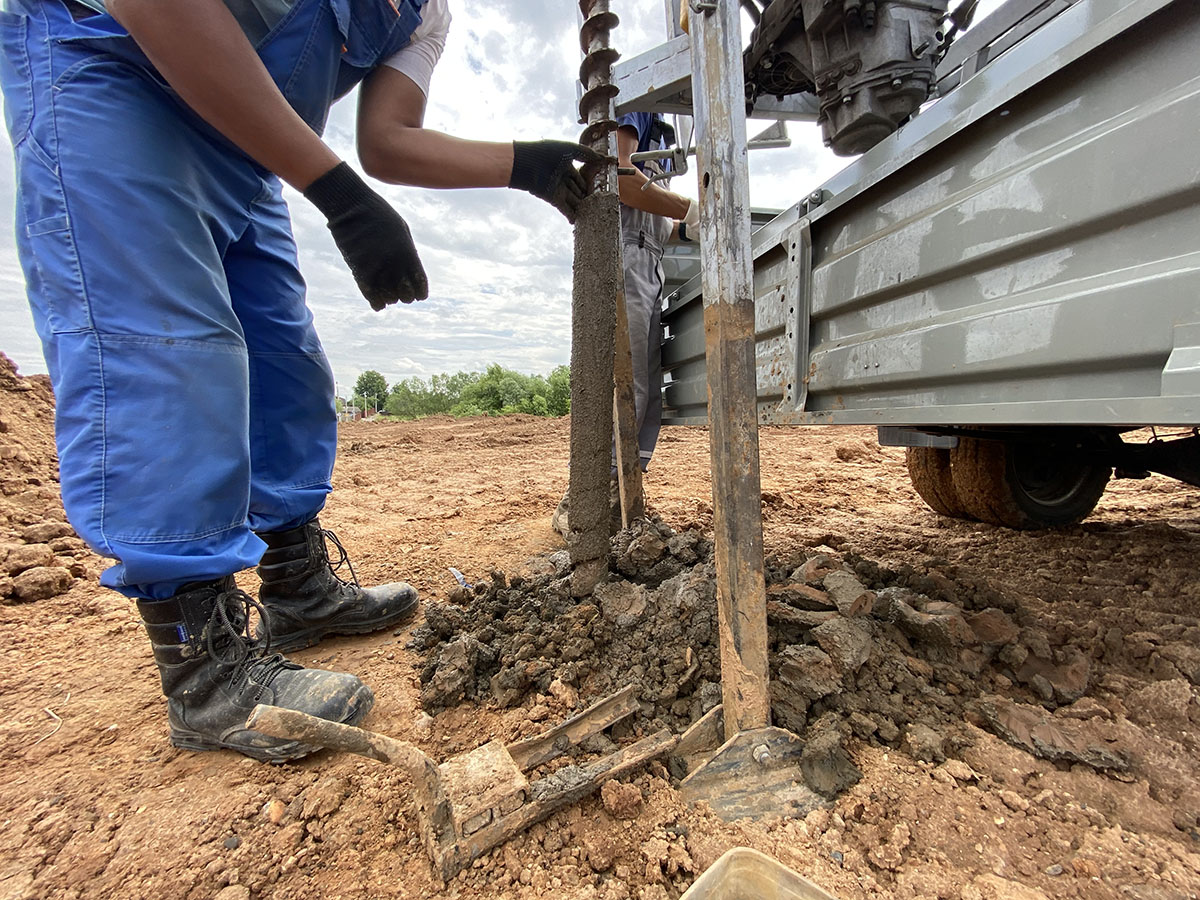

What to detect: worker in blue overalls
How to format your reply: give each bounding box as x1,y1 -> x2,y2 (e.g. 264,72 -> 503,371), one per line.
0,0 -> 599,762
552,111 -> 696,538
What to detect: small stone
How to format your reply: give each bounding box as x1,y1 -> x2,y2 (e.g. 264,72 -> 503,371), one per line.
627,533 -> 667,567
223,835 -> 241,850
848,712 -> 878,740
11,566 -> 73,602
1127,679 -> 1194,725
874,717 -> 901,744
1071,858 -> 1100,879
272,822 -> 305,853
601,780 -> 642,820
4,543 -> 56,576
891,597 -> 975,650
412,712 -> 434,740
19,522 -> 74,544
548,679 -> 578,708
583,830 -> 618,872
301,777 -> 346,820
939,759 -> 978,782
527,704 -> 552,722
774,645 -> 842,701
810,618 -> 874,674
800,725 -> 862,799
822,570 -> 874,617
266,800 -> 287,825
1017,653 -> 1090,703
901,723 -> 945,763
966,609 -> 1019,646
1029,674 -> 1055,702
1045,864 -> 1064,876
999,790 -> 1030,813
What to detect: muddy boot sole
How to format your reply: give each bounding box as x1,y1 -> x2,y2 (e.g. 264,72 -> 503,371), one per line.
169,684 -> 374,763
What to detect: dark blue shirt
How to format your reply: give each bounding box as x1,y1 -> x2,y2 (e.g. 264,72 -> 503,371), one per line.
618,112 -> 673,174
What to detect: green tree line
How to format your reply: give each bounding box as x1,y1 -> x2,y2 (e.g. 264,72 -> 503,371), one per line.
352,365 -> 570,420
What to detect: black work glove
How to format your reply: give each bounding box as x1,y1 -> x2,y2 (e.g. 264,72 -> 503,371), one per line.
304,162 -> 428,311
509,140 -> 607,223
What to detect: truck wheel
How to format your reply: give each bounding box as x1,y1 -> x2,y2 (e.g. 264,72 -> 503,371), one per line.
906,447 -> 971,519
950,436 -> 1111,529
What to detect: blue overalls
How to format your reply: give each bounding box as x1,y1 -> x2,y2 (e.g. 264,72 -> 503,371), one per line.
0,0 -> 424,599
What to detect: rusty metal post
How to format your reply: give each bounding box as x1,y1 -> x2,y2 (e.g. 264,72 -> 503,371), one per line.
689,0 -> 771,737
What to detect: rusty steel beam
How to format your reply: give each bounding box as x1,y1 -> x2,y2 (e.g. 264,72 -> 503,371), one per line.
689,0 -> 771,737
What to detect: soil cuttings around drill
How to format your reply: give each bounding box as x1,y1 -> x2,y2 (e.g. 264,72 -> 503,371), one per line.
414,516 -> 1200,816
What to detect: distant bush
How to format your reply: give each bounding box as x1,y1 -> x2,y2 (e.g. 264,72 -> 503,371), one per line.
382,364 -> 570,420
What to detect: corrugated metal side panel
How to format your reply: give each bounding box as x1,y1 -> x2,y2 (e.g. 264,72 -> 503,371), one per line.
663,0 -> 1200,427
796,0 -> 1200,425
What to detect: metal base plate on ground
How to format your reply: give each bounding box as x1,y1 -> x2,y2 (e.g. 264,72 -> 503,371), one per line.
679,726 -> 824,821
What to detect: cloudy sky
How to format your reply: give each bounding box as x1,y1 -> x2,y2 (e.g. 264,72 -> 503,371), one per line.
0,0 -> 1000,394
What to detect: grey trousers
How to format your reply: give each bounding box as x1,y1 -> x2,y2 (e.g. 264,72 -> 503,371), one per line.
620,204 -> 672,471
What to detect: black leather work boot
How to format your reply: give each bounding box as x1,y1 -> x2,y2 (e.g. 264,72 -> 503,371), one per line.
255,519 -> 419,652
137,577 -> 373,762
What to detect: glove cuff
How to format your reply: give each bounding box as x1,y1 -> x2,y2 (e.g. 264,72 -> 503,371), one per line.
508,141 -> 540,194
304,162 -> 373,220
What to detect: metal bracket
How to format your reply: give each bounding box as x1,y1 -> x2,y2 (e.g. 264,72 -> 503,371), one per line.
631,119 -> 791,188
689,0 -> 718,14
803,189 -> 827,213
631,145 -> 691,188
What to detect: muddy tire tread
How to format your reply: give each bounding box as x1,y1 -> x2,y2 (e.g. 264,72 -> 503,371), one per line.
906,447 -> 970,519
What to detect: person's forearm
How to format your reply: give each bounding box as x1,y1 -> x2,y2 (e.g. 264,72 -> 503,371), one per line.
359,126 -> 514,189
617,169 -> 691,219
108,0 -> 339,190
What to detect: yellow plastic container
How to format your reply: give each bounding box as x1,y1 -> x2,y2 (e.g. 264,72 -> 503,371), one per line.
680,848 -> 839,900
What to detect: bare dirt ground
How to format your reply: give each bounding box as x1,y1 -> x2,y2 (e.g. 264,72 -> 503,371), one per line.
1,350 -> 1199,900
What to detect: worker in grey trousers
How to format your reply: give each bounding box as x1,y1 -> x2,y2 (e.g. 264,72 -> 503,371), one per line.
553,111 -> 697,538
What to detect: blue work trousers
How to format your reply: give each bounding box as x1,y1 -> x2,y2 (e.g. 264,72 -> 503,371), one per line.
0,0 -> 419,599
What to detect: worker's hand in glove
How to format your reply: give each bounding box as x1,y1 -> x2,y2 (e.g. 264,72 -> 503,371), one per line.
509,140 -> 607,223
303,162 -> 429,310
683,197 -> 700,228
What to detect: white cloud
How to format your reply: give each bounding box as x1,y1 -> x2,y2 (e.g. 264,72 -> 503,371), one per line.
0,0 -> 1002,389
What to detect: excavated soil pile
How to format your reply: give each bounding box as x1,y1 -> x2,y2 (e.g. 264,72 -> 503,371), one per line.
415,517 -> 1200,814
0,353 -> 95,603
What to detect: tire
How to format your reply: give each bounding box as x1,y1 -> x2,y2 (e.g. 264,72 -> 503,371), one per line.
950,435 -> 1111,529
906,447 -> 971,519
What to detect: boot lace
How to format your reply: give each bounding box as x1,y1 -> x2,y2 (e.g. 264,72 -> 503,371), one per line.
320,528 -> 360,587
206,587 -> 293,690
